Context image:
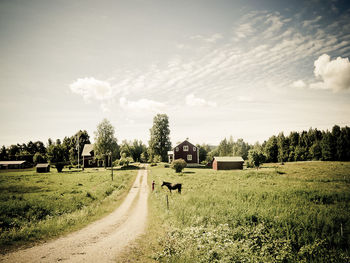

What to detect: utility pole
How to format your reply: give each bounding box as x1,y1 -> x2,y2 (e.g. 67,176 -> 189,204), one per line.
77,134 -> 80,170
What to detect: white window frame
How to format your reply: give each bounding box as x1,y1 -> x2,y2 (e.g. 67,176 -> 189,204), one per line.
183,145 -> 189,151
193,146 -> 196,151
187,154 -> 192,161
176,147 -> 179,152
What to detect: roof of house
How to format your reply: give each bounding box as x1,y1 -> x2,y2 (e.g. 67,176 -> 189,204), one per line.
82,144 -> 94,156
36,163 -> 50,168
174,139 -> 196,149
214,156 -> 244,162
0,161 -> 26,165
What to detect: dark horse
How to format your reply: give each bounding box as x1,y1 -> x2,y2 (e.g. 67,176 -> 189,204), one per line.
161,181 -> 182,194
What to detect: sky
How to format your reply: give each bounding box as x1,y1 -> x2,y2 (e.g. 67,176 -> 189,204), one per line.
1,0 -> 350,147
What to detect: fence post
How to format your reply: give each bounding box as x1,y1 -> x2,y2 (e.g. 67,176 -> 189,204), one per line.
166,195 -> 169,210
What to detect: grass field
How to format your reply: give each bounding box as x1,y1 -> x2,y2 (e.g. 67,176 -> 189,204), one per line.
119,161 -> 350,263
0,167 -> 137,251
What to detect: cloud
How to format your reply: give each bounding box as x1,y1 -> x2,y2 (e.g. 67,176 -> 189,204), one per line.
190,33 -> 222,43
237,96 -> 254,102
70,77 -> 112,102
234,23 -> 254,39
302,16 -> 322,28
312,54 -> 350,91
291,80 -> 307,89
185,94 -> 216,107
119,97 -> 165,112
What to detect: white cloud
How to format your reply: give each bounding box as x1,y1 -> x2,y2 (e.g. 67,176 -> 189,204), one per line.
237,96 -> 254,102
302,16 -> 322,28
119,97 -> 165,112
190,33 -> 222,43
312,54 -> 350,91
291,80 -> 307,89
70,77 -> 112,102
185,94 -> 216,107
234,23 -> 254,39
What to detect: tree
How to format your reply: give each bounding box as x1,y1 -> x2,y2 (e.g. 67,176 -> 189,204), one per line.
171,159 -> 187,173
130,140 -> 147,162
218,138 -> 232,156
248,149 -> 265,169
94,119 -> 118,168
198,144 -> 210,163
33,152 -> 46,164
232,138 -> 251,160
264,136 -> 278,163
47,143 -> 67,172
277,133 -> 289,163
140,151 -> 149,163
148,114 -> 171,162
0,146 -> 8,160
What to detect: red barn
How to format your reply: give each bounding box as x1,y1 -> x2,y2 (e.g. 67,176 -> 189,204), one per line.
212,156 -> 244,170
168,140 -> 199,164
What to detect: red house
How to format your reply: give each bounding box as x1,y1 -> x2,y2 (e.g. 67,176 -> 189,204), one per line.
168,140 -> 199,164
82,144 -> 105,168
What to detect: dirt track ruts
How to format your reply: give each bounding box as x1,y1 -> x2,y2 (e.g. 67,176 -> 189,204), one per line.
0,167 -> 149,263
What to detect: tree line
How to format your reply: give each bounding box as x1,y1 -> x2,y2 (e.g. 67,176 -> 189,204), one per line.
197,125 -> 350,167
1,117 -> 349,171
0,114 -> 172,171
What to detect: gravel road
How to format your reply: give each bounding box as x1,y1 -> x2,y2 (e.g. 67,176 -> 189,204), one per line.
0,167 -> 149,263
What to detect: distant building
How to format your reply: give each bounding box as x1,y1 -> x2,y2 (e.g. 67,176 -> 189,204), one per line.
36,163 -> 50,173
0,161 -> 27,169
82,144 -> 108,167
212,156 -> 244,170
168,140 -> 199,164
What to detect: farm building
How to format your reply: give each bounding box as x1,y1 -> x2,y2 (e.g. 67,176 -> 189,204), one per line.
212,157 -> 244,170
82,144 -> 110,168
36,163 -> 50,173
0,161 -> 27,169
168,140 -> 199,164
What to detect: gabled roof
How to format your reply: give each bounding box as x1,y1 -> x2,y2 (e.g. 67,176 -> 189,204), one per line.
174,140 -> 196,149
0,161 -> 26,165
214,156 -> 244,162
36,163 -> 50,168
82,144 -> 94,156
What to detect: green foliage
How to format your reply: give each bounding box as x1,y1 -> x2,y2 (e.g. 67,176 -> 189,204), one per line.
197,144 -> 210,163
148,114 -> 171,162
46,143 -> 67,172
171,158 -> 187,173
264,135 -> 278,162
94,119 -> 119,167
33,152 -> 46,164
248,149 -> 265,169
153,155 -> 162,163
140,151 -> 148,163
149,162 -> 350,262
0,168 -> 136,249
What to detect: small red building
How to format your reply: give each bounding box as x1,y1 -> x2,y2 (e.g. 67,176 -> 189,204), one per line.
212,156 -> 244,170
168,140 -> 199,164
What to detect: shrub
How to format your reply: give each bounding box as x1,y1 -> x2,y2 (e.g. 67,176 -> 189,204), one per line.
171,159 -> 187,173
153,155 -> 162,163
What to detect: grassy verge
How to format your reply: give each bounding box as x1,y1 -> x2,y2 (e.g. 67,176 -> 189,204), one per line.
119,162 -> 350,262
0,167 -> 137,252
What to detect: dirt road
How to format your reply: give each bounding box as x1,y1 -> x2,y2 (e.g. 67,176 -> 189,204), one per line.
0,167 -> 149,263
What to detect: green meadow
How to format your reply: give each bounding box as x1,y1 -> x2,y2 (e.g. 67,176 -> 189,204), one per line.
0,167 -> 137,251
128,162 -> 350,263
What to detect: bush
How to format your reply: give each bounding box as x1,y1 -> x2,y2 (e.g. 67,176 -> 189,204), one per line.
171,159 -> 187,173
153,155 -> 162,163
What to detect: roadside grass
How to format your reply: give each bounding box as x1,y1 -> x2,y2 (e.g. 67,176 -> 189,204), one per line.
0,167 -> 137,252
122,162 -> 350,262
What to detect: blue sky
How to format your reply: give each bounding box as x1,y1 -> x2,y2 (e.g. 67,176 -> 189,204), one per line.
1,0 -> 350,146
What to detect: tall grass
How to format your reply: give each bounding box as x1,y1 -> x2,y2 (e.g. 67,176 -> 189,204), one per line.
0,168 -> 137,251
149,162 -> 350,262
